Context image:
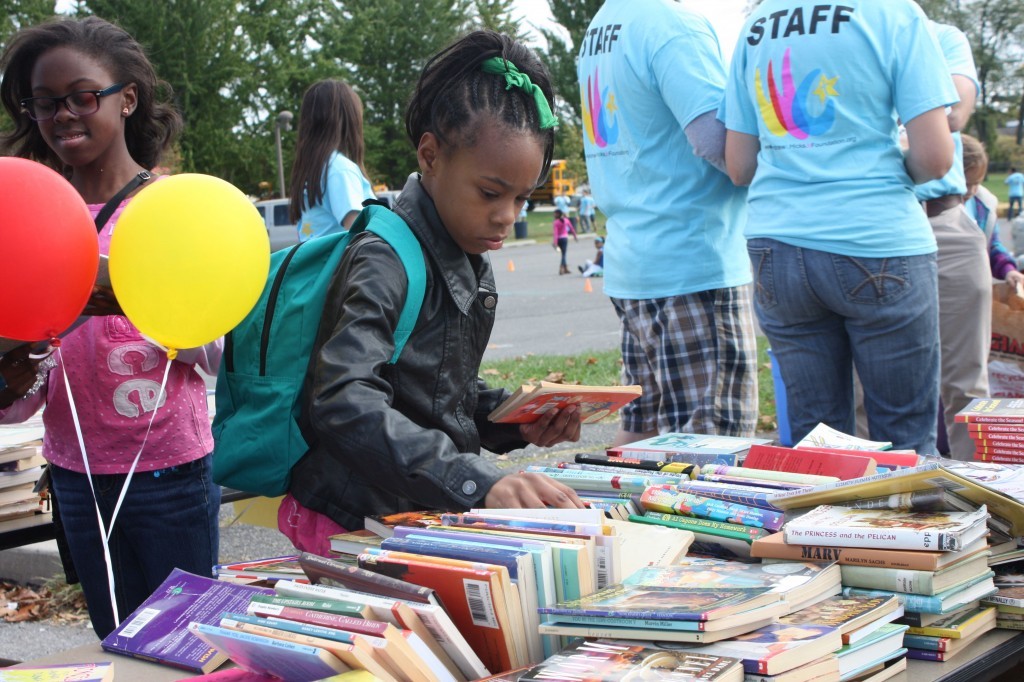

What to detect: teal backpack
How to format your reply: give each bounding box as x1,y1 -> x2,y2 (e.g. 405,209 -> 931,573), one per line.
212,203 -> 426,496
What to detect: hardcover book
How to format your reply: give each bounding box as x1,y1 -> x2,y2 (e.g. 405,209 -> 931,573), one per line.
517,638 -> 744,682
608,433 -> 770,460
487,381 -> 641,424
782,504 -> 989,551
751,527 -> 989,570
838,552 -> 991,595
188,622 -> 349,680
100,569 -> 274,674
658,623 -> 843,676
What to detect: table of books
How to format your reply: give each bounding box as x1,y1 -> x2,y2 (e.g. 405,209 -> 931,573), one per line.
9,630 -> 1024,681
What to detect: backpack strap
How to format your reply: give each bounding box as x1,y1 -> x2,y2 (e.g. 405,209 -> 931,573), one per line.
350,204 -> 427,363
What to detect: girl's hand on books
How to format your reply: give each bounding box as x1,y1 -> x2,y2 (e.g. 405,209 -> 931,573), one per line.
485,471 -> 586,509
519,404 -> 581,448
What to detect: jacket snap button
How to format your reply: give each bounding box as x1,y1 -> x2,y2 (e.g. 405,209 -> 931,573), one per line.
483,295 -> 497,309
461,480 -> 478,495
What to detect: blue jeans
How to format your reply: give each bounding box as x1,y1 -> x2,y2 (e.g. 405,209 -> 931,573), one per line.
747,238 -> 939,454
50,456 -> 220,639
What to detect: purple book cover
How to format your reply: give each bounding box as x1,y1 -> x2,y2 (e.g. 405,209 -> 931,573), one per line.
100,568 -> 274,673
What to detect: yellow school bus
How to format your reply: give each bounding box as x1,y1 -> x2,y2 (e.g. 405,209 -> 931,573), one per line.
531,159 -> 576,205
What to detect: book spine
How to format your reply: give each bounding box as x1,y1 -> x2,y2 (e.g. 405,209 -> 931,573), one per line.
968,423 -> 1024,433
839,565 -> 934,594
535,612 -> 705,631
639,487 -> 784,531
905,648 -> 947,661
766,463 -> 943,502
704,464 -> 838,485
751,539 -> 942,570
675,482 -> 779,511
979,593 -> 1024,607
841,587 -> 942,612
524,466 -> 652,493
633,512 -> 764,541
609,449 -> 739,467
783,520 -> 963,551
556,462 -> 686,485
901,633 -> 950,650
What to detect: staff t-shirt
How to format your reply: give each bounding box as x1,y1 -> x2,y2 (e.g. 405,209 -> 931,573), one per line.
915,22 -> 979,202
578,0 -> 749,299
722,0 -> 957,257
298,151 -> 374,241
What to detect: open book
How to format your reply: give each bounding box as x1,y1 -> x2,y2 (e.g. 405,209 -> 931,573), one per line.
487,381 -> 641,424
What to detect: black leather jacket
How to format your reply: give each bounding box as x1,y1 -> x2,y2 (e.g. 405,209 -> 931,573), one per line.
288,174 -> 527,530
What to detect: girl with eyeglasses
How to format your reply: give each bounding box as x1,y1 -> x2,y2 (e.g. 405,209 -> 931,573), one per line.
0,16 -> 221,639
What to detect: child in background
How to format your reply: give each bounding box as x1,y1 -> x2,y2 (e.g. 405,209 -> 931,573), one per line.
0,16 -> 221,638
579,235 -> 605,277
552,208 -> 577,275
291,79 -> 375,241
280,29 -> 584,555
961,134 -> 1024,287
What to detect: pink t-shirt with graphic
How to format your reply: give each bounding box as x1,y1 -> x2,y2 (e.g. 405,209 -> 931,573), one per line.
0,199 -> 221,474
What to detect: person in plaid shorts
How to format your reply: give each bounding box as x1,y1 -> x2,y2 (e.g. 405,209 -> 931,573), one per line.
578,0 -> 758,444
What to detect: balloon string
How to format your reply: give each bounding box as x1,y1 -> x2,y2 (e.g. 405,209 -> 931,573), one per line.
59,347 -> 120,627
58,346 -> 172,629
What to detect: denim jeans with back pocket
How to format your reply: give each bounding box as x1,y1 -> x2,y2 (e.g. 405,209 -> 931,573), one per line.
748,238 -> 939,454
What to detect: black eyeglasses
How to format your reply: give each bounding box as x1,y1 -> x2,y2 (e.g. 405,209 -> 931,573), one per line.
19,83 -> 126,122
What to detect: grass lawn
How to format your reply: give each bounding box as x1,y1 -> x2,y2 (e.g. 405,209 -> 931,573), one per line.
985,172 -> 1009,205
479,336 -> 780,431
516,208 -> 607,241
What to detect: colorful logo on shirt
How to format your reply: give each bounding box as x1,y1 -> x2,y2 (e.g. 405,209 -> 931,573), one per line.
755,48 -> 838,139
582,69 -> 619,148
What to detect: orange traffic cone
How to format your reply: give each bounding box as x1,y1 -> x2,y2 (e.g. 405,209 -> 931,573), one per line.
507,259 -> 515,272
584,278 -> 593,293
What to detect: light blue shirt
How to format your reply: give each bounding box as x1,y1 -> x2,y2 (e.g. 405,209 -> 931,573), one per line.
579,195 -> 596,217
723,0 -> 958,258
579,0 -> 749,299
553,194 -> 571,214
1008,173 -> 1024,199
915,23 -> 979,202
298,151 -> 374,242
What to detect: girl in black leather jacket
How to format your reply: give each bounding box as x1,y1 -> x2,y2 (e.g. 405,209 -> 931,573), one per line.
283,30 -> 586,554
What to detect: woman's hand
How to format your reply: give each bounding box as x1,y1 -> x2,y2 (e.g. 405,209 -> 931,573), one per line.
0,345 -> 41,409
83,285 -> 124,316
519,404 -> 582,448
484,471 -> 586,509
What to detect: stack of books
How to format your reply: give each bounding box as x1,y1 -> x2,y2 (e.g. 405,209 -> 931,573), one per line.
102,562 -> 491,681
900,605 -> 998,662
535,557 -> 840,645
983,585 -> 1024,630
0,417 -> 48,533
214,554 -> 307,585
957,397 -> 1024,463
605,432 -> 772,466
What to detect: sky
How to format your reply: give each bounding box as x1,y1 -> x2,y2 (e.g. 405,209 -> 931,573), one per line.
510,0 -> 750,62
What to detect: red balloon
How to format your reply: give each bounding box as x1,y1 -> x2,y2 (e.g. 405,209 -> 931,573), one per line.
0,158 -> 98,342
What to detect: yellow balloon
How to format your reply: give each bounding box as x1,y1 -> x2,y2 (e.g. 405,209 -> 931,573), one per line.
109,174 -> 270,350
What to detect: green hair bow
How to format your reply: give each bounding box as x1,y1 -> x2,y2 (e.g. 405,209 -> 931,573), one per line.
481,57 -> 559,130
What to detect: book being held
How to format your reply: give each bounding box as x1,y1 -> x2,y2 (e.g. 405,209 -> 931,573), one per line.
782,505 -> 989,552
487,381 -> 641,424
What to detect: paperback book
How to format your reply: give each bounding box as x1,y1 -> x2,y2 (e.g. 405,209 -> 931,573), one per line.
660,623 -> 843,676
782,505 -> 989,551
744,444 -> 877,480
956,398 -> 1024,424
902,605 -> 997,641
100,569 -> 274,674
608,432 -> 770,462
188,622 -> 349,680
795,423 -> 893,451
487,381 -> 641,424
842,571 -> 997,614
779,594 -> 902,645
0,663 -> 114,681
516,639 -> 744,682
640,487 -> 785,531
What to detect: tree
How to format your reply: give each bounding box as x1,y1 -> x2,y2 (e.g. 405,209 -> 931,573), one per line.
540,0 -> 602,122
472,0 -> 521,37
318,0 -> 470,188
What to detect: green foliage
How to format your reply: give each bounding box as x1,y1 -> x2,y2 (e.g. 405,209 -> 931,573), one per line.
472,0 -> 522,38
322,0 -> 470,188
540,0 -> 602,122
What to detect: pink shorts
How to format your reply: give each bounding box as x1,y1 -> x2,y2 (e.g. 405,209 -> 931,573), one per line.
277,493 -> 347,557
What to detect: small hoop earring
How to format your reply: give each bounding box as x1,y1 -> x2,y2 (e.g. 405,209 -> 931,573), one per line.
123,108 -> 130,115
